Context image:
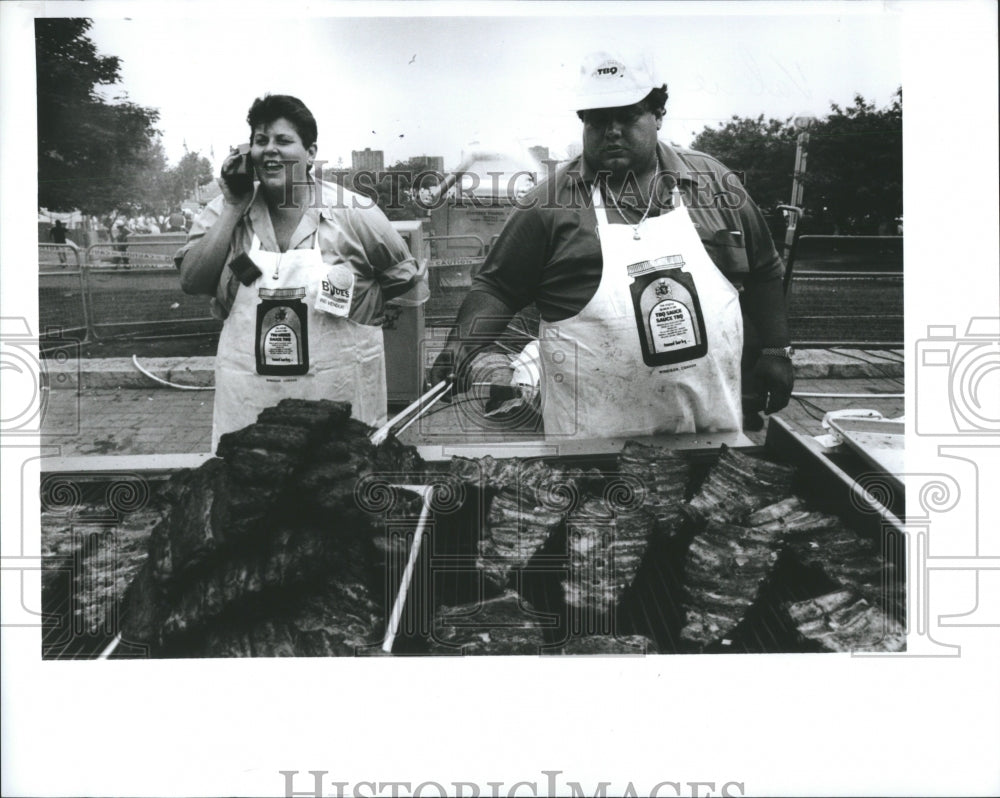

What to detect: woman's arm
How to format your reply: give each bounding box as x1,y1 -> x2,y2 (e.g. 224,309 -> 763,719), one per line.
178,202 -> 248,295
348,205 -> 423,301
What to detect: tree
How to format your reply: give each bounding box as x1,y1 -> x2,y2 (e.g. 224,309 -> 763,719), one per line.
164,151 -> 214,209
690,114 -> 797,214
36,18 -> 163,221
804,89 -> 903,234
689,89 -> 902,235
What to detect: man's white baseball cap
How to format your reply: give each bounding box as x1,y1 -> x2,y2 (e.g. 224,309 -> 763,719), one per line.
574,50 -> 662,111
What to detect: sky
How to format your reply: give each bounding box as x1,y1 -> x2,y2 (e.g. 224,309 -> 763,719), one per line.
81,4 -> 904,172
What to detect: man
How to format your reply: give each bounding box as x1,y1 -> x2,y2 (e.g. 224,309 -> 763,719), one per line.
428,50 -> 794,439
168,208 -> 186,232
114,222 -> 130,267
49,219 -> 68,265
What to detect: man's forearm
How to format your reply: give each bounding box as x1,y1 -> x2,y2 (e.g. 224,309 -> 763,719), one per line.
427,289 -> 520,389
741,275 -> 791,347
448,289 -> 518,359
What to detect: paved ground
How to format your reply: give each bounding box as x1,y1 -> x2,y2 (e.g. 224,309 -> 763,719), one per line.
39,349 -> 904,458
41,388 -> 215,456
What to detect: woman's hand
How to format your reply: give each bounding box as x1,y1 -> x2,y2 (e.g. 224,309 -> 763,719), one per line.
218,148 -> 254,206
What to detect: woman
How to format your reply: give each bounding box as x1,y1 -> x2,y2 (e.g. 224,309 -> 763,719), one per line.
178,94 -> 425,451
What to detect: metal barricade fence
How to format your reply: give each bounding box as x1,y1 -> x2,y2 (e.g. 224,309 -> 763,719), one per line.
423,235 -> 488,323
786,271 -> 904,349
82,241 -> 220,341
784,236 -> 904,349
38,233 -> 904,349
38,244 -> 90,341
424,234 -> 485,260
38,240 -> 221,345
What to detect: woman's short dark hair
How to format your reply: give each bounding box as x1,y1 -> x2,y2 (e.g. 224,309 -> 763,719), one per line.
247,94 -> 317,148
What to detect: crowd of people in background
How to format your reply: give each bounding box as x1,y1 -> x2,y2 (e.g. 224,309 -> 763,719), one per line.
42,209 -> 196,242
41,207 -> 199,268
102,208 -> 194,235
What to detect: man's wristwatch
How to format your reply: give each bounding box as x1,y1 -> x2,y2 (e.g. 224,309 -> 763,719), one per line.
760,346 -> 795,359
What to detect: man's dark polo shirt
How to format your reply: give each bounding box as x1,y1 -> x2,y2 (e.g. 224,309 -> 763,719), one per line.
472,142 -> 784,323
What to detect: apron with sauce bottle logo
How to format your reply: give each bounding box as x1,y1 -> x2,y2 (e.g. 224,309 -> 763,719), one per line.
537,185 -> 743,439
212,231 -> 386,451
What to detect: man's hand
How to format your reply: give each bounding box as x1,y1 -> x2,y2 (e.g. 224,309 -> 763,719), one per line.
426,291 -> 520,404
426,348 -> 460,404
746,354 -> 794,415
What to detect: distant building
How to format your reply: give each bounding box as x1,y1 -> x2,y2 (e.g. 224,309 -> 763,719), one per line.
410,155 -> 445,174
352,148 -> 384,172
527,146 -> 551,165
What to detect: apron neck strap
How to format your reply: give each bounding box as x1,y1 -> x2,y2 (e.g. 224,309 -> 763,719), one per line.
592,184 -> 610,227
591,180 -> 683,227
248,227 -> 320,253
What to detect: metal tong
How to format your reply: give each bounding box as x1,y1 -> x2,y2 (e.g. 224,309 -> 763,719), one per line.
369,380 -> 452,652
369,379 -> 452,446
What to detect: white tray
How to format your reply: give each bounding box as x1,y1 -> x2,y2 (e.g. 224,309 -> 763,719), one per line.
827,416 -> 905,480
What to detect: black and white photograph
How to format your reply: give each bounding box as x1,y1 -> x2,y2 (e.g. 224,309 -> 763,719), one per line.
2,1 -> 998,796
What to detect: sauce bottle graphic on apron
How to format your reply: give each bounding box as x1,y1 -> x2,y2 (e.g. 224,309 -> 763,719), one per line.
255,286 -> 309,375
628,255 -> 708,367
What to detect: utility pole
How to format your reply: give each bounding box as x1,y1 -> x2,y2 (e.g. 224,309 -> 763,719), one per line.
783,116 -> 815,257
778,115 -> 816,294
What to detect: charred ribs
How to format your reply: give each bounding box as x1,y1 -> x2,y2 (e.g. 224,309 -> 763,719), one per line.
120,399 -> 424,657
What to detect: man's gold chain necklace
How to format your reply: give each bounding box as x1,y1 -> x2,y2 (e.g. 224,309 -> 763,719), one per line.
606,175 -> 658,240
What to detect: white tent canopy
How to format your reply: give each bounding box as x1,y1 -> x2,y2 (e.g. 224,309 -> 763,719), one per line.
38,207 -> 85,227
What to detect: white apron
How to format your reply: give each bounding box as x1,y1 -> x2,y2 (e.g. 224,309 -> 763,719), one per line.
211,232 -> 387,451
538,186 -> 743,439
